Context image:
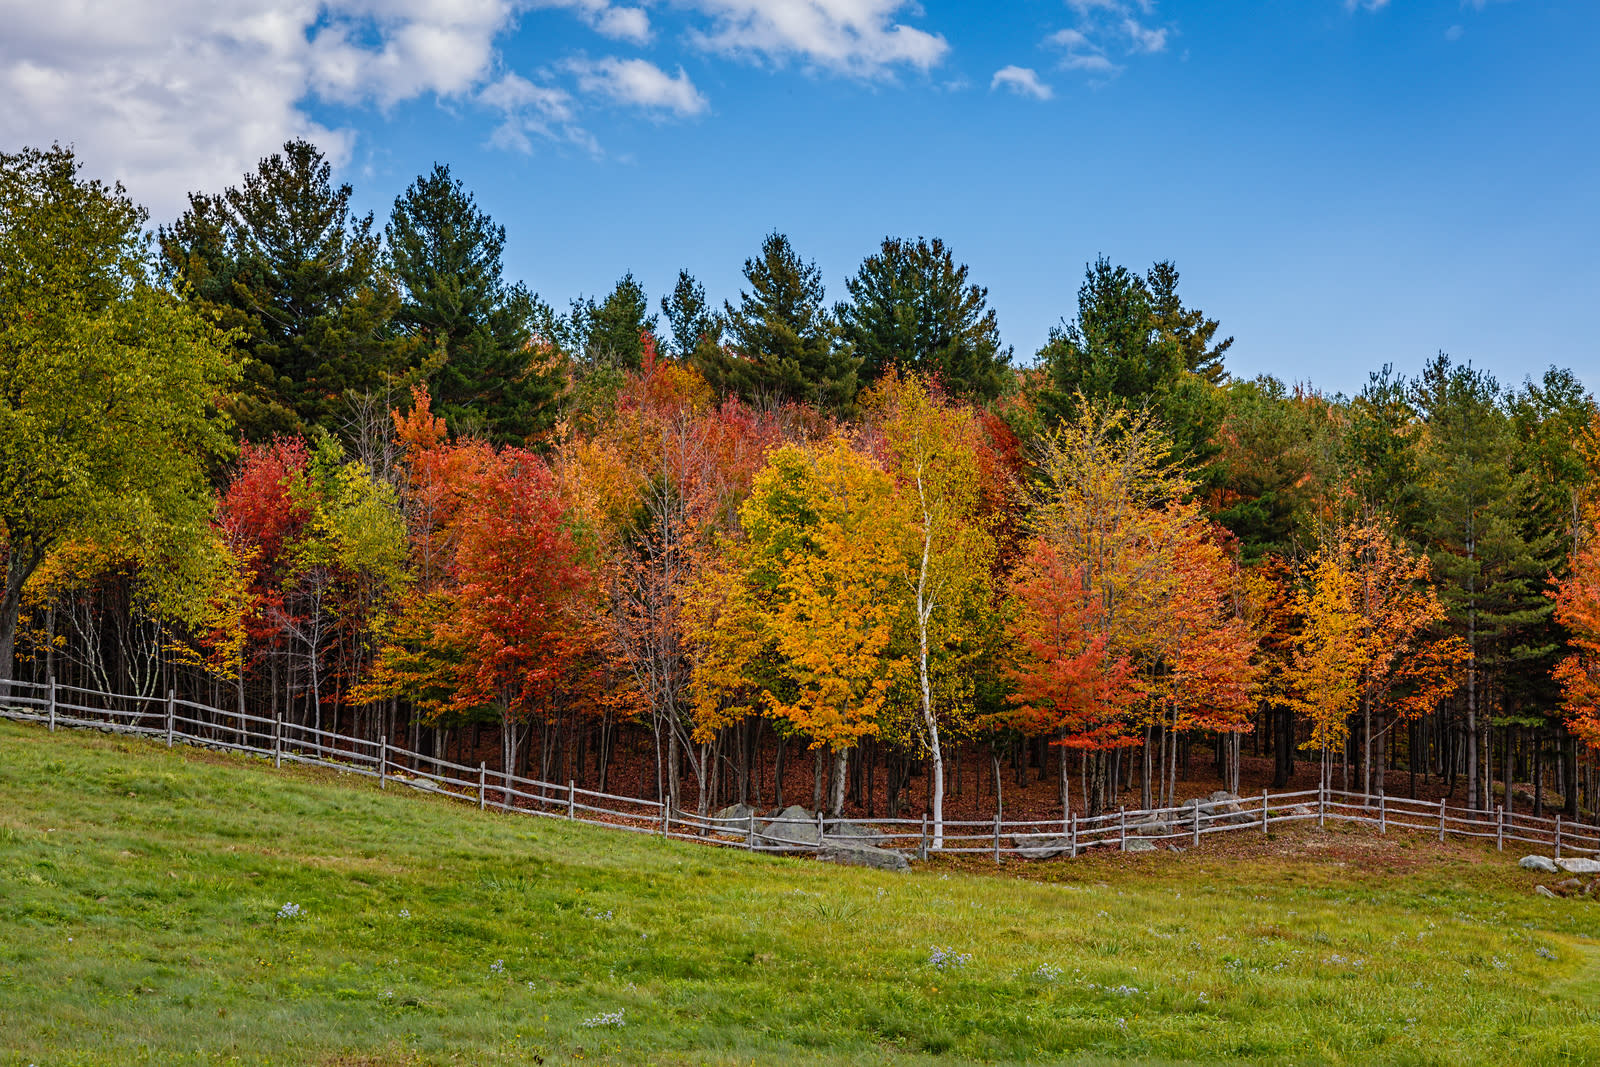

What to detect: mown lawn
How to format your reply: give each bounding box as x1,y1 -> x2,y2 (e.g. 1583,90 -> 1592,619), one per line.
2,718 -> 1598,1066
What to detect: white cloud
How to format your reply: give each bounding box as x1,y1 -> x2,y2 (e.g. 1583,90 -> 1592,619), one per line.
530,0 -> 654,44
990,65 -> 1053,101
1121,18 -> 1167,53
1344,0 -> 1390,10
566,57 -> 709,115
684,0 -> 949,77
0,0 -> 523,218
1046,0 -> 1169,80
1445,23 -> 1465,40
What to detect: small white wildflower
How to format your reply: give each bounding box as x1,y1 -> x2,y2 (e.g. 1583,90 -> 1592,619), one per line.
490,959 -> 505,975
276,902 -> 301,920
398,909 -> 410,919
927,946 -> 971,970
1033,962 -> 1063,983
582,1009 -> 626,1028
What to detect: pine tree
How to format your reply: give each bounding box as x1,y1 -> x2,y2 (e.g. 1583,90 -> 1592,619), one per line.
721,232 -> 859,412
1413,353 -> 1548,811
159,139 -> 410,439
838,236 -> 1011,402
577,272 -> 657,370
1037,257 -> 1225,473
660,269 -> 721,360
386,164 -> 559,444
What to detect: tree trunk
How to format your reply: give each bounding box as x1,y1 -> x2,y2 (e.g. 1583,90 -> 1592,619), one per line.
828,748 -> 848,818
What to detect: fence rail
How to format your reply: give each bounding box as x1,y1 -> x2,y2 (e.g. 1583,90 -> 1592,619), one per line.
4,676 -> 1597,863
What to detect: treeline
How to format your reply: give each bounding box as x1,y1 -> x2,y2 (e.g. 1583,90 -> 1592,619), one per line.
6,141 -> 1600,841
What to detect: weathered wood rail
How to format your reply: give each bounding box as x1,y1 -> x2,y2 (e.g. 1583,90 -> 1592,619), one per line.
4,676 -> 1596,863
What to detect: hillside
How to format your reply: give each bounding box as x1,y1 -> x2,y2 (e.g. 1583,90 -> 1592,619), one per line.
2,719 -> 1598,1066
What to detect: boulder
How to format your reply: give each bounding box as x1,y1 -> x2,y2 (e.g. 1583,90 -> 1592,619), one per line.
1520,855 -> 1559,873
1128,819 -> 1171,838
1556,878 -> 1584,894
1555,857 -> 1600,875
1011,833 -> 1076,860
1124,838 -> 1158,853
711,803 -> 758,827
826,820 -> 889,845
817,841 -> 910,872
759,805 -> 821,849
1535,885 -> 1560,899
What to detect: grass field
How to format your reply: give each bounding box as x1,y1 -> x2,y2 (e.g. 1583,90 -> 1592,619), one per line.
3,719 -> 1599,1065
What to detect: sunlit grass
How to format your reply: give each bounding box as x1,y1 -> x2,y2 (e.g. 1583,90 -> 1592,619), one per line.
2,718 -> 1598,1065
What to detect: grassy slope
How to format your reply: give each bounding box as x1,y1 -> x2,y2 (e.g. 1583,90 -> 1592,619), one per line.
2,720 -> 1599,1066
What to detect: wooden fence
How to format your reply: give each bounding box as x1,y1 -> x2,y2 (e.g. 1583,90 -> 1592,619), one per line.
4,676 -> 1597,864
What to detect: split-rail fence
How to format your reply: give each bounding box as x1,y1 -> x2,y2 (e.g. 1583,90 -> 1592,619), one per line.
3,676 -> 1597,864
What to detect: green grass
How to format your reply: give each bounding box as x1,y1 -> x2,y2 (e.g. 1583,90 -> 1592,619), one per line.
2,719 -> 1598,1066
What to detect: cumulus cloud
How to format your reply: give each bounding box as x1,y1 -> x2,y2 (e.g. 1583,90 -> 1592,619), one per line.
565,57 -> 709,115
0,0 -> 528,218
684,0 -> 949,77
990,65 -> 1053,100
1,0 -> 953,215
530,0 -> 654,44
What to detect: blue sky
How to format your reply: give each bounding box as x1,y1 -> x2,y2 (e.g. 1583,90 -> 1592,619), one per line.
5,0 -> 1595,396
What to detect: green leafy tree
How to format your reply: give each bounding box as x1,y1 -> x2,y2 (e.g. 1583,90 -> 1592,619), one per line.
720,232 -> 859,412
386,164 -> 558,444
0,145 -> 238,683
160,139 -> 408,439
1211,376 -> 1337,561
839,236 -> 1011,401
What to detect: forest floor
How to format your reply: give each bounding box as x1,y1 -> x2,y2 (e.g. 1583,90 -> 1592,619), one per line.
3,718 -> 1599,1066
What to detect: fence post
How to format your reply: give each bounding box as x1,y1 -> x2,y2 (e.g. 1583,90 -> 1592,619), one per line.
1438,799 -> 1446,843
478,762 -> 486,810
1262,789 -> 1270,836
993,813 -> 1002,865
48,676 -> 57,733
567,780 -> 576,820
746,811 -> 755,851
1555,814 -> 1563,859
1379,794 -> 1387,836
1318,784 -> 1326,830
1119,806 -> 1127,852
816,811 -> 825,852
1193,804 -> 1201,848
1071,813 -> 1079,858
273,715 -> 282,769
918,815 -> 929,862
378,735 -> 387,790
1495,805 -> 1503,851
166,688 -> 175,747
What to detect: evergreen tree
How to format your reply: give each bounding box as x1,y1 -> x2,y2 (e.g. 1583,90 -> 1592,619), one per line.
1211,376 -> 1336,562
660,269 -> 721,361
386,163 -> 558,444
159,140 -> 409,439
1413,353 -> 1549,811
838,236 -> 1011,402
576,272 -> 656,370
1343,365 -> 1425,530
721,232 -> 859,412
1037,257 -> 1225,473
1147,261 -> 1232,385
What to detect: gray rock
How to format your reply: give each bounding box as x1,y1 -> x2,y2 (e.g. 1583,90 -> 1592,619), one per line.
758,804 -> 821,848
1520,855 -> 1559,873
1556,857 -> 1600,875
711,803 -> 758,826
817,841 -> 910,872
826,820 -> 889,845
1124,838 -> 1158,853
1535,884 -> 1559,899
1128,819 -> 1171,837
1011,833 -> 1076,859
